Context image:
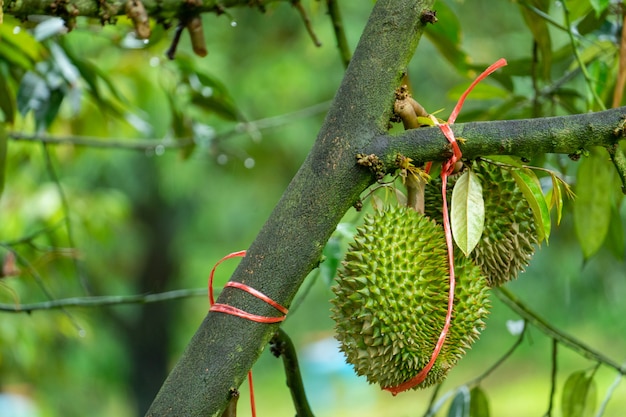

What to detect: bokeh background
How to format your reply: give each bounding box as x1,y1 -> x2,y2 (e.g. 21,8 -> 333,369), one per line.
0,1 -> 625,416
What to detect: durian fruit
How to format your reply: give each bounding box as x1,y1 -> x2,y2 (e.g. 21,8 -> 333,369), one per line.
331,206 -> 490,390
424,161 -> 538,287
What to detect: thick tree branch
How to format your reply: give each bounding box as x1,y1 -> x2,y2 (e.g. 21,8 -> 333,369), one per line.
367,107 -> 626,169
3,0 -> 281,21
146,1 -> 434,416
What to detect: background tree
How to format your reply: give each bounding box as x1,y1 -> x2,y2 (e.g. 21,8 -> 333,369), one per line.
0,1 -> 625,416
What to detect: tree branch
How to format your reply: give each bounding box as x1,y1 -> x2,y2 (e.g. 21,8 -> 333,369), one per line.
269,328 -> 315,417
367,107 -> 626,169
146,1 -> 435,415
0,288 -> 208,313
494,287 -> 626,375
3,0 -> 283,21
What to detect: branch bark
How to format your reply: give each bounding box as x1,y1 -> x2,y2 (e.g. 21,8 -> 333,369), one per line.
146,1 -> 435,415
3,0 -> 282,21
368,108 -> 626,169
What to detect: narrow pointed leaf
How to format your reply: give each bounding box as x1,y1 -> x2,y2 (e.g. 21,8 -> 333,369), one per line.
469,386 -> 490,417
573,149 -> 613,259
561,370 -> 597,417
511,168 -> 551,243
451,170 -> 485,256
550,173 -> 564,225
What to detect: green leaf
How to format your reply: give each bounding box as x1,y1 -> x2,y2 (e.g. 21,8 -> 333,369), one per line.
469,386 -> 490,417
511,168 -> 551,243
447,387 -> 470,417
562,370 -> 597,417
451,170 -> 485,256
0,123 -> 6,201
573,149 -> 613,259
550,173 -> 564,225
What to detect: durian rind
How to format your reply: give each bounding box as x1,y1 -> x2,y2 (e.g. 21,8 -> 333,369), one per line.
331,206 -> 490,389
424,161 -> 538,287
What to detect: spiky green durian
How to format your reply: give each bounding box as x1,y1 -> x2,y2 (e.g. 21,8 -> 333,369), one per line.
331,206 -> 490,390
424,161 -> 538,287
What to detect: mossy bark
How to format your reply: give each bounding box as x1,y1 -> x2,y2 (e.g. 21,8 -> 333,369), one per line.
2,0 -> 281,21
146,0 -> 435,415
368,108 -> 626,169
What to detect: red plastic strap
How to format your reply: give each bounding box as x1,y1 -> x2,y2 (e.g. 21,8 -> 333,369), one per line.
208,250 -> 288,323
384,58 -> 508,395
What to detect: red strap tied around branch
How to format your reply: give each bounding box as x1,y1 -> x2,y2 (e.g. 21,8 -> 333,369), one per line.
208,250 -> 288,417
384,58 -> 508,395
208,250 -> 288,323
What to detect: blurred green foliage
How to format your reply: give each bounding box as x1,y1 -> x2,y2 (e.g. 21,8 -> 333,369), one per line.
0,1 -> 625,416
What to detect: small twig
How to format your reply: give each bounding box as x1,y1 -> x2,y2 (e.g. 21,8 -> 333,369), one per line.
326,0 -> 350,68
221,388 -> 240,417
466,322 -> 527,387
269,328 -> 315,417
166,19 -> 186,60
1,221 -> 66,247
494,287 -> 626,375
544,339 -> 558,417
2,246 -> 84,332
292,0 -> 321,47
606,143 -> 626,195
595,372 -> 623,417
561,0 -> 606,111
41,143 -> 89,293
421,382 -> 444,417
0,287 -> 208,313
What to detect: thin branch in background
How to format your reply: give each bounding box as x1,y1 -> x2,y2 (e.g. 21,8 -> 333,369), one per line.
326,0 -> 351,69
292,0 -> 322,47
8,101 -> 331,152
269,328 -> 315,417
544,339 -> 558,417
421,381 -> 444,417
561,0 -> 606,111
466,321 -> 527,387
0,287 -> 208,313
595,372 -> 623,417
9,132 -> 193,151
41,143 -> 89,294
0,221 -> 66,248
1,246 -> 84,332
494,287 -> 626,375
